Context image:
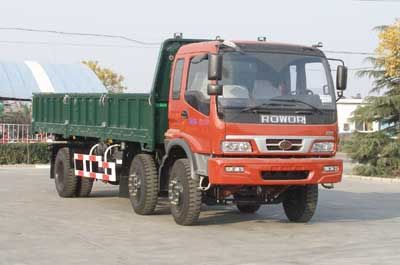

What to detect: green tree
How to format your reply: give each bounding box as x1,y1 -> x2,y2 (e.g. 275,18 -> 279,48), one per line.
0,103 -> 31,124
345,19 -> 400,177
82,60 -> 127,93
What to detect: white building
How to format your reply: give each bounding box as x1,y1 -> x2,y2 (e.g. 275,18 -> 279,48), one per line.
336,98 -> 380,134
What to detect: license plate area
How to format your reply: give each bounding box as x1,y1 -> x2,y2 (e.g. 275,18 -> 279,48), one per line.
261,171 -> 309,180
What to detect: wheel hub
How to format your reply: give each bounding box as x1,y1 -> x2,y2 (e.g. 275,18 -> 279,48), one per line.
130,172 -> 141,197
168,179 -> 183,206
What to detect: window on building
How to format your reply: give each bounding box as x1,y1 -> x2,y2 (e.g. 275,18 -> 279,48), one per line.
365,121 -> 373,131
355,121 -> 373,132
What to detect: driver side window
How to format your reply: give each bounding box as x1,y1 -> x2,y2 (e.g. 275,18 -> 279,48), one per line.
185,55 -> 210,115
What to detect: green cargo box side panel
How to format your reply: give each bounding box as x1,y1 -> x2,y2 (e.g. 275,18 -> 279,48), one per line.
32,93 -> 156,150
32,38 -> 212,151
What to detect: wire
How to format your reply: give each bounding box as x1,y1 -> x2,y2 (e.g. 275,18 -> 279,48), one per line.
323,50 -> 375,56
0,39 -> 371,71
355,0 -> 400,2
0,39 -> 376,56
0,40 -> 159,49
0,27 -> 161,46
0,27 -> 378,55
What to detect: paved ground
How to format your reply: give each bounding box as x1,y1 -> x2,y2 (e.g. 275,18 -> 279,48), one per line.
335,152 -> 355,175
1,168 -> 400,265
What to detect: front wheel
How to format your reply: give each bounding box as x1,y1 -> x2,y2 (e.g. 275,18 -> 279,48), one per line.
169,159 -> 202,226
282,185 -> 318,223
128,154 -> 158,215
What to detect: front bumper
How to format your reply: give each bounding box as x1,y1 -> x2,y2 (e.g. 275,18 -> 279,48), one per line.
208,157 -> 342,185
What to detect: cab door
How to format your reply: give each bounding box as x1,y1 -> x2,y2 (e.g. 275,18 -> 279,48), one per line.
168,53 -> 211,154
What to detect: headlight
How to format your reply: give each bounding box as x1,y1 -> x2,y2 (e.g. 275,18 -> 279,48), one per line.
311,142 -> 335,153
221,141 -> 252,153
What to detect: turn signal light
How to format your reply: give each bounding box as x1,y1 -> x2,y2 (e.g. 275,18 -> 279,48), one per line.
323,165 -> 339,172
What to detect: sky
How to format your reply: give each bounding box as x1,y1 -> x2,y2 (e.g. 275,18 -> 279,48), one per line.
0,0 -> 399,97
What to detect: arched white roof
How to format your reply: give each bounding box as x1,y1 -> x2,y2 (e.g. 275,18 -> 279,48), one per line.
0,61 -> 106,99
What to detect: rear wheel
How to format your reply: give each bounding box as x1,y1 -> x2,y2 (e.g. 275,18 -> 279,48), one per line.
74,148 -> 94,197
169,159 -> 202,226
54,147 -> 78,197
128,154 -> 158,215
76,177 -> 94,197
283,185 -> 318,222
236,203 -> 261,214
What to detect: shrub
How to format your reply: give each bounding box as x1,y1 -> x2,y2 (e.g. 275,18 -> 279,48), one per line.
343,132 -> 400,177
0,143 -> 49,164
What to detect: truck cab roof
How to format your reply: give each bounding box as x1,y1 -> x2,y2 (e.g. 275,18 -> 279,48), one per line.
177,40 -> 325,57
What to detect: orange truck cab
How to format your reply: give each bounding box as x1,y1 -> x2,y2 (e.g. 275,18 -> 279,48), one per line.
164,37 -> 347,224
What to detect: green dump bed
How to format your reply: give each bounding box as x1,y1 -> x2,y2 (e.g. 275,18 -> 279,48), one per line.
32,93 -> 167,150
32,38 -> 210,150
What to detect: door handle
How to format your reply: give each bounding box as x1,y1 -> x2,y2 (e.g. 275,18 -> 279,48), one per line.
181,110 -> 188,119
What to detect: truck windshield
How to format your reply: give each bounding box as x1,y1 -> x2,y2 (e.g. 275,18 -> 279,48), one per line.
219,52 -> 336,112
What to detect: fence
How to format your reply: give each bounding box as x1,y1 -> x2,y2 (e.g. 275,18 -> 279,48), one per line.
0,123 -> 51,144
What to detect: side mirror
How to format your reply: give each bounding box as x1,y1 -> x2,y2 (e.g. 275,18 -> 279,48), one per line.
207,84 -> 223,96
208,53 -> 223,81
336,65 -> 348,91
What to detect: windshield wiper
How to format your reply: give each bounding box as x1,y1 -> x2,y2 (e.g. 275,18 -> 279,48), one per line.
269,98 -> 323,114
241,102 -> 295,113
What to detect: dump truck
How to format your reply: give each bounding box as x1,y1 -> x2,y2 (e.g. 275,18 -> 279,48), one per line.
32,36 -> 348,225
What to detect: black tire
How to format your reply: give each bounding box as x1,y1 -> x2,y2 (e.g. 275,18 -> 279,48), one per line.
54,147 -> 78,197
283,185 -> 318,223
169,159 -> 202,226
73,148 -> 94,197
76,178 -> 94,197
237,203 -> 261,214
128,154 -> 158,215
